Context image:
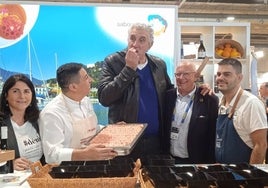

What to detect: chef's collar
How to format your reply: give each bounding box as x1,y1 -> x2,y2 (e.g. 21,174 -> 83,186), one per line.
61,93 -> 84,105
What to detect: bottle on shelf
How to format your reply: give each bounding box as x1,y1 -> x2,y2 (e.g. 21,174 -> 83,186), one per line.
0,123 -> 14,174
198,34 -> 206,59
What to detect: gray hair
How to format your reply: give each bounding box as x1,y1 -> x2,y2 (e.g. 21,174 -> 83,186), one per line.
128,23 -> 154,45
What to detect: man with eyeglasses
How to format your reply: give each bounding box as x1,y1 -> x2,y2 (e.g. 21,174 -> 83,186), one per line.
215,58 -> 267,164
39,62 -> 117,164
163,61 -> 219,164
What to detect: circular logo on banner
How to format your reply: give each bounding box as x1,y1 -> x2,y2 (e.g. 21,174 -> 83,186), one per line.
0,4 -> 39,48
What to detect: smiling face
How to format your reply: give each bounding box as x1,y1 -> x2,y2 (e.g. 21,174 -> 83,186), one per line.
175,62 -> 197,96
6,80 -> 32,113
216,64 -> 243,95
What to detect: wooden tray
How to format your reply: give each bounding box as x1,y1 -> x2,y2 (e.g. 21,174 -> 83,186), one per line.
28,159 -> 141,188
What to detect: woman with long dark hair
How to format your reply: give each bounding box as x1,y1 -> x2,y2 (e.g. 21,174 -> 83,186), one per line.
0,74 -> 44,171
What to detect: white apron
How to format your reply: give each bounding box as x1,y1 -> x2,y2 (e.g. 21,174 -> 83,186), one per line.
63,95 -> 97,148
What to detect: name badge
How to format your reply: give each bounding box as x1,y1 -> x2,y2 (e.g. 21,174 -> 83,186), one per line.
216,138 -> 222,148
170,126 -> 179,140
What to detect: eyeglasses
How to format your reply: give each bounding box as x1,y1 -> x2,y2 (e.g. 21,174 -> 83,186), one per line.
174,72 -> 195,78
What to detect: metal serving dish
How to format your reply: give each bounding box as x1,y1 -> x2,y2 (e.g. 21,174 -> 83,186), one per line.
89,123 -> 147,156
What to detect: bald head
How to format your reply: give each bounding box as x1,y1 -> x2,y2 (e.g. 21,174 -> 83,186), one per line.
175,61 -> 197,96
176,61 -> 197,73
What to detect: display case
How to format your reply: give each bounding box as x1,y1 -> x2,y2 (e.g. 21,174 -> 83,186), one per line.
178,22 -> 251,91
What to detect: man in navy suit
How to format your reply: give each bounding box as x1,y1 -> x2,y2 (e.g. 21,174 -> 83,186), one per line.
163,61 -> 219,164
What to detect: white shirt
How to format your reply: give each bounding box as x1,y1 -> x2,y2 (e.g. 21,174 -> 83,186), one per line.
12,121 -> 43,162
137,59 -> 148,70
219,88 -> 268,148
39,93 -> 99,164
170,87 -> 196,158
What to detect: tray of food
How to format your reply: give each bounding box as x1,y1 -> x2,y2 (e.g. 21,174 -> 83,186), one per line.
89,123 -> 147,156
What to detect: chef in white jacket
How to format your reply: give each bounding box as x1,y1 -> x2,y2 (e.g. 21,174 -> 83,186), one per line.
39,62 -> 117,164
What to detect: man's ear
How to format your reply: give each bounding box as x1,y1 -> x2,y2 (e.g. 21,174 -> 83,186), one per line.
68,83 -> 77,91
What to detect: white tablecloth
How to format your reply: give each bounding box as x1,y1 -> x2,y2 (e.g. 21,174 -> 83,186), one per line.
0,170 -> 31,188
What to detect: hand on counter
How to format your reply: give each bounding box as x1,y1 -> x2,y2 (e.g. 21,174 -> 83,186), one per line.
13,157 -> 33,171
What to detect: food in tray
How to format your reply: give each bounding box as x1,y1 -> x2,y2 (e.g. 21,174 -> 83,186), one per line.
89,123 -> 145,148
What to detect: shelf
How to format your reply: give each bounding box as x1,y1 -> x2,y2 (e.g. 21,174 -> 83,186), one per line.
178,21 -> 251,89
213,58 -> 248,63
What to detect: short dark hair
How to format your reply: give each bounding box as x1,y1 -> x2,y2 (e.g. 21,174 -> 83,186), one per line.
56,62 -> 85,91
218,58 -> 242,74
0,74 -> 39,123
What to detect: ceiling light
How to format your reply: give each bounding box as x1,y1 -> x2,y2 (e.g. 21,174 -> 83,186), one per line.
226,16 -> 235,21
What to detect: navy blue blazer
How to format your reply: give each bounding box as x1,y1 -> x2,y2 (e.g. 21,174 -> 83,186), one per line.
163,87 -> 219,164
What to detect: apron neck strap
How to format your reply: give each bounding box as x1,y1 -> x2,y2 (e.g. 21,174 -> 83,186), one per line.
228,88 -> 243,119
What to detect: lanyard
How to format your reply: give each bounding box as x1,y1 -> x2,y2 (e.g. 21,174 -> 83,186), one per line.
172,94 -> 195,125
180,94 -> 195,124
